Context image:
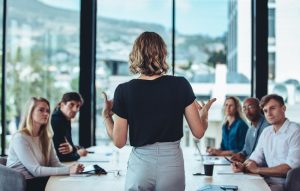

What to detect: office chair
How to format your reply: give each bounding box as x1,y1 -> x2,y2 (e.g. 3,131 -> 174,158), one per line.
0,156 -> 26,191
284,167 -> 300,191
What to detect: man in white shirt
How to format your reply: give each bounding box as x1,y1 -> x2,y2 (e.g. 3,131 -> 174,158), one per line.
232,94 -> 300,191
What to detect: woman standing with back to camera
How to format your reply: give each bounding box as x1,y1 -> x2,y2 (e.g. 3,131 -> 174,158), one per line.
102,31 -> 216,191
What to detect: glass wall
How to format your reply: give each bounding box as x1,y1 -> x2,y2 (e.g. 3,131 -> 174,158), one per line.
95,0 -> 252,150
95,0 -> 172,145
268,0 -> 300,123
176,0 -> 252,151
5,0 -> 80,146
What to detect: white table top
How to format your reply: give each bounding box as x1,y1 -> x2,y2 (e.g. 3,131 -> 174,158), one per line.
45,145 -> 271,191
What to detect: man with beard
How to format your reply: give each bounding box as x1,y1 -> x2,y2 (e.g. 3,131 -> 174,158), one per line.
231,97 -> 270,162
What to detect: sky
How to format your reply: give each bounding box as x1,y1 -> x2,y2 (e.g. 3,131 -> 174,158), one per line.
38,0 -> 228,37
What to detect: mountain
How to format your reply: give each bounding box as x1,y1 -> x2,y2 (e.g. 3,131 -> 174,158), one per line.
6,0 -> 226,65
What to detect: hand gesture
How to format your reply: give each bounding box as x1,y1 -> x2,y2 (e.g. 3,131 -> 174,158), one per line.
195,98 -> 217,119
58,137 -> 73,155
69,163 -> 85,174
102,92 -> 114,119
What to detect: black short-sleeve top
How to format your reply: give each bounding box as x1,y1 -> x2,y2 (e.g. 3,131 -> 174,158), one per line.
112,75 -> 196,147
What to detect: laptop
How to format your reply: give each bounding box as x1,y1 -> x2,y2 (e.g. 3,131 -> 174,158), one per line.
194,140 -> 231,165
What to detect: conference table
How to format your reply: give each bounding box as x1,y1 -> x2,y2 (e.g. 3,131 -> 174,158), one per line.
45,145 -> 271,191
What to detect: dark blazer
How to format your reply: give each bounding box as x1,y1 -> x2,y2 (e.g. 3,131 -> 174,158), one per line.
51,108 -> 80,162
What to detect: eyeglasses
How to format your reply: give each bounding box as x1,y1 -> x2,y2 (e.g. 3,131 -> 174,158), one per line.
242,105 -> 256,111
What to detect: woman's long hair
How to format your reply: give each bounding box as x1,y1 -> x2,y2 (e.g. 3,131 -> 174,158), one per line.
223,96 -> 246,124
19,97 -> 52,164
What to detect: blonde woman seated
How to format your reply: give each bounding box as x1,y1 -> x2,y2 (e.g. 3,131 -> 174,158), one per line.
207,96 -> 248,156
6,97 -> 84,191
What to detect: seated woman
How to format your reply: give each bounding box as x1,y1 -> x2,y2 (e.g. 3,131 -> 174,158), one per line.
6,97 -> 84,191
207,96 -> 248,156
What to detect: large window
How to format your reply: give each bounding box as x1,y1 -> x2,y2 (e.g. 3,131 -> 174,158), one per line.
2,0 -> 298,152
5,0 -> 80,147
95,0 -> 172,145
268,0 -> 300,123
176,0 -> 251,151
94,0 -> 252,150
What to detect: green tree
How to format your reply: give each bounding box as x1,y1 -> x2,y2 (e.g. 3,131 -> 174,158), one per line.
205,49 -> 226,68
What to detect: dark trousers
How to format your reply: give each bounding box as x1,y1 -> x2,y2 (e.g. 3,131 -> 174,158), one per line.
26,177 -> 49,191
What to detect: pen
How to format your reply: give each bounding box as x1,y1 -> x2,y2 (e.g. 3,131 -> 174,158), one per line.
87,151 -> 95,154
224,156 -> 233,164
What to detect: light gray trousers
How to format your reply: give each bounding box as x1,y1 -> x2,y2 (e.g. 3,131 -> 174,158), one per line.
125,141 -> 185,191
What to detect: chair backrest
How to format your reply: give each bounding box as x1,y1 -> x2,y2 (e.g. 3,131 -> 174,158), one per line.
0,157 -> 26,191
0,156 -> 7,165
285,167 -> 300,191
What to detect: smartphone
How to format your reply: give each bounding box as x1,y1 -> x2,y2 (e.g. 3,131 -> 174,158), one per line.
220,185 -> 238,190
224,156 -> 234,164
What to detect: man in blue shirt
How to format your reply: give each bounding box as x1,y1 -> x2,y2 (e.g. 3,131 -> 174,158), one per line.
231,97 -> 270,162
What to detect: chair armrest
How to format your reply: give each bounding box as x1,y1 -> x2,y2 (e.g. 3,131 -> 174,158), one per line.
0,164 -> 26,191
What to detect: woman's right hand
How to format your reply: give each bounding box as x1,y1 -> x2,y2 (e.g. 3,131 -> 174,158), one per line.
69,163 -> 85,174
102,92 -> 114,119
207,147 -> 221,155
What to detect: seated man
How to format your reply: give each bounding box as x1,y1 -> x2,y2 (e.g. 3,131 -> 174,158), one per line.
52,92 -> 88,162
232,94 -> 300,191
231,97 -> 270,162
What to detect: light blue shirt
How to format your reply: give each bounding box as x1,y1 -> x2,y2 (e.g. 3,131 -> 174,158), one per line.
240,116 -> 270,158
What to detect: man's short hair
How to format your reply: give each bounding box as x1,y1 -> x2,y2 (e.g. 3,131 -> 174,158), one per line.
260,94 -> 284,108
244,97 -> 260,107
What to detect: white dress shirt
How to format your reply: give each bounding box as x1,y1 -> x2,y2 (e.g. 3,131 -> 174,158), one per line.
249,119 -> 300,186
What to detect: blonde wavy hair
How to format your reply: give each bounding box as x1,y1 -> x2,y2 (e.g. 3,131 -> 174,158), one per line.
223,96 -> 246,123
129,31 -> 169,76
19,97 -> 52,164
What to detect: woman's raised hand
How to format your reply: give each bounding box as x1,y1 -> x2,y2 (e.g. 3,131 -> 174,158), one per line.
102,92 -> 114,119
195,98 -> 217,119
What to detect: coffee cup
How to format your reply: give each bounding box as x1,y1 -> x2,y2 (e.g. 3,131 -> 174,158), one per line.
204,163 -> 214,176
